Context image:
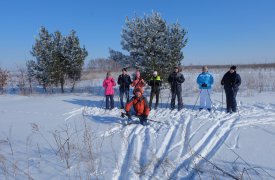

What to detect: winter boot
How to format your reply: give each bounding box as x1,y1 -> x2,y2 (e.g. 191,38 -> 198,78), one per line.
140,120 -> 148,126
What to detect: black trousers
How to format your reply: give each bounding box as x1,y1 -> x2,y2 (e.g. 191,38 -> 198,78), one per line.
105,95 -> 114,110
225,88 -> 238,112
149,90 -> 160,109
171,90 -> 183,110
119,89 -> 129,108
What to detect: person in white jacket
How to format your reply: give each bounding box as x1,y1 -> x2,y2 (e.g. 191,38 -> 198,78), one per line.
196,66 -> 214,111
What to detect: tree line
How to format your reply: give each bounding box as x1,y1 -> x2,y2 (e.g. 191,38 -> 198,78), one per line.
1,12 -> 188,93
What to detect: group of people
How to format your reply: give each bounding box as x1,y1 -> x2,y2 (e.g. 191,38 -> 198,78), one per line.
102,68 -> 162,110
102,65 -> 241,125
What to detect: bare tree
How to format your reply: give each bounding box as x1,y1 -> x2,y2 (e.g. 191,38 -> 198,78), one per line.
0,68 -> 9,94
16,65 -> 27,95
26,60 -> 36,93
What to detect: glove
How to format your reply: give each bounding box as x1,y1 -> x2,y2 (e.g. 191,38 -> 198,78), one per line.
141,114 -> 148,120
121,112 -> 130,118
141,79 -> 145,84
121,112 -> 126,118
201,83 -> 207,87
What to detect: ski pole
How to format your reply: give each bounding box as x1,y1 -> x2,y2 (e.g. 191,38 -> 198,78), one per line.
117,95 -> 120,108
206,89 -> 214,112
192,90 -> 202,111
231,87 -> 240,116
101,96 -> 105,109
166,90 -> 171,108
146,117 -> 166,124
101,88 -> 105,108
160,89 -> 163,108
221,86 -> 224,112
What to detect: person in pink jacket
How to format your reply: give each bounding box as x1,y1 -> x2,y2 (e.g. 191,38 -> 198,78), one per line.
103,71 -> 116,109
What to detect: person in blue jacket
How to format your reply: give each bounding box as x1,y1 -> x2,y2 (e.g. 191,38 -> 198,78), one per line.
196,66 -> 214,111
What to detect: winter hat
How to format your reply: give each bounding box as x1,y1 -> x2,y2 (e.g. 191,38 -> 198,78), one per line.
174,66 -> 179,70
135,88 -> 142,95
202,66 -> 208,71
136,71 -> 140,78
153,71 -> 158,76
106,71 -> 111,77
230,65 -> 237,70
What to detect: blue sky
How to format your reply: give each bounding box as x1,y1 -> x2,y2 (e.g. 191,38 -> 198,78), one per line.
0,0 -> 275,68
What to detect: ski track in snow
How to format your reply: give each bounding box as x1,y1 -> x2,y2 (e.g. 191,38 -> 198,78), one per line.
80,103 -> 275,179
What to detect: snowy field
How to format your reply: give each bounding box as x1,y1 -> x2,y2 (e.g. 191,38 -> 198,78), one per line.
1,67 -> 275,179
1,91 -> 275,179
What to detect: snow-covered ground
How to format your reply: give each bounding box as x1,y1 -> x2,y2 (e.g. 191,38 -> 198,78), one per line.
1,90 -> 275,179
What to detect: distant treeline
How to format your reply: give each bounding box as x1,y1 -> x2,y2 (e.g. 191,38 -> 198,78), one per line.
183,63 -> 275,70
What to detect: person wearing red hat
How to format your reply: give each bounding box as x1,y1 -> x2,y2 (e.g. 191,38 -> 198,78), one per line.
125,88 -> 150,125
221,65 -> 241,113
131,70 -> 146,94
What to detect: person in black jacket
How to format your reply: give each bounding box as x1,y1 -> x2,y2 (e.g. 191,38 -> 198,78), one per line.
117,68 -> 132,109
148,71 -> 162,109
221,65 -> 241,113
168,66 -> 185,110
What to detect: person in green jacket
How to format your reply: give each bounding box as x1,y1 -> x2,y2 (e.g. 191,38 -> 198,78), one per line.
148,71 -> 162,109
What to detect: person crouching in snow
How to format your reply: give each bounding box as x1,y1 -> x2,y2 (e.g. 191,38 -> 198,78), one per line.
196,66 -> 214,111
125,88 -> 150,125
103,71 -> 116,110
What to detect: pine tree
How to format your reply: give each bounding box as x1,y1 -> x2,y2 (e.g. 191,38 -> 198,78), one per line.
109,48 -> 132,68
64,30 -> 88,92
30,27 -> 88,93
120,12 -> 187,82
30,26 -> 53,91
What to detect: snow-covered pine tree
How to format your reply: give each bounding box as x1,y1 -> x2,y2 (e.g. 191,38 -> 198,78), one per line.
31,26 -> 53,91
64,30 -> 88,92
31,27 -> 87,93
164,23 -> 187,75
109,48 -> 132,68
51,31 -> 67,93
120,12 -> 187,82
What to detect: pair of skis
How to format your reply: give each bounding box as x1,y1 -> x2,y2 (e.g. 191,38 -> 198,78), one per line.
120,112 -> 167,126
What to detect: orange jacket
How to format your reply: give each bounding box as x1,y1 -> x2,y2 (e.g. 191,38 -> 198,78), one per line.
131,78 -> 145,94
125,96 -> 150,116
